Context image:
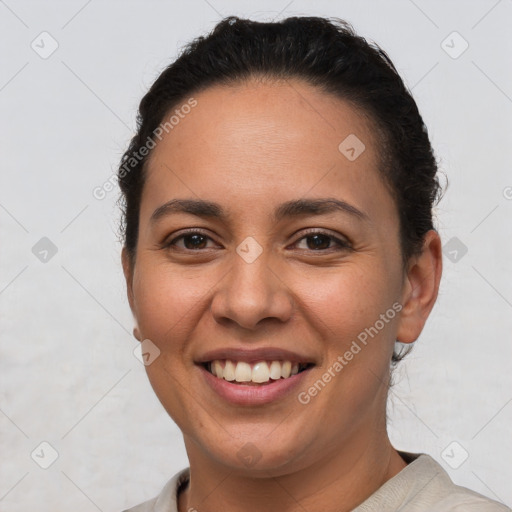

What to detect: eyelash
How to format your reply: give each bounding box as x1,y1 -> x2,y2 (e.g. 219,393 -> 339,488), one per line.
162,228 -> 352,253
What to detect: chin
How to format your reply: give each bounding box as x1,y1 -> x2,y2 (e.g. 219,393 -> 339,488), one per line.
190,422 -> 314,476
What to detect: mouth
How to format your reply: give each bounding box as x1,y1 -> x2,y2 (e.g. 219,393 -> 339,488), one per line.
202,359 -> 315,386
195,347 -> 317,405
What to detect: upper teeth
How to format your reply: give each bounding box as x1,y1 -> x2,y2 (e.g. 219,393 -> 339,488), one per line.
209,360 -> 303,383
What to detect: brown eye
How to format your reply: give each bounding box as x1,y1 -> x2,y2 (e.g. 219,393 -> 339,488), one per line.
165,230 -> 216,251
305,234 -> 331,250
180,234 -> 208,250
294,230 -> 351,251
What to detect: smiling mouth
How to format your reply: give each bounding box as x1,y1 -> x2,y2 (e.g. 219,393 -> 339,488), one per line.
203,359 -> 314,385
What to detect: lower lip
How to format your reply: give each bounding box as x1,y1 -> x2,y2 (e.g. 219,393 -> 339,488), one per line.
198,365 -> 312,406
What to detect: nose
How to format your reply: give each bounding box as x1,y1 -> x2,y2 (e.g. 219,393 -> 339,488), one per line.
209,243 -> 294,331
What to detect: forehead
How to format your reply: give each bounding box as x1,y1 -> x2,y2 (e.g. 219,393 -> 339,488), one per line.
141,78 -> 394,225
149,77 -> 377,162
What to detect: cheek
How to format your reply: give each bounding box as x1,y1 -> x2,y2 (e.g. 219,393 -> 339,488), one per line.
295,267 -> 396,429
132,262 -> 211,348
131,264 -> 205,429
292,262 -> 396,344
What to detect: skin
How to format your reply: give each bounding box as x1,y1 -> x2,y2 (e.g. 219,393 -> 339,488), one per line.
122,78 -> 442,512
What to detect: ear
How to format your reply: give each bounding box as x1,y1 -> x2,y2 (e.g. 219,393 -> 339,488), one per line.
122,247 -> 141,341
121,246 -> 135,311
396,230 -> 443,344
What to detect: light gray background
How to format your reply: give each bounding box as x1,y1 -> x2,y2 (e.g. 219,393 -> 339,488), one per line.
1,0 -> 511,510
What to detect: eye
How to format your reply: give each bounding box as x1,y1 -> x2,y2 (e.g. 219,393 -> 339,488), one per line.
162,229 -> 351,253
292,230 -> 351,251
164,230 -> 218,250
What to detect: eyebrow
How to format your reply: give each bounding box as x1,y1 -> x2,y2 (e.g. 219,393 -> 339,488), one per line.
149,197 -> 370,225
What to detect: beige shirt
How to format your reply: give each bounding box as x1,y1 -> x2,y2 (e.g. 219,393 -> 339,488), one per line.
123,451 -> 510,512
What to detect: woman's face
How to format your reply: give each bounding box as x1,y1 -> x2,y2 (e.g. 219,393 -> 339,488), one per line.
123,79 -> 431,475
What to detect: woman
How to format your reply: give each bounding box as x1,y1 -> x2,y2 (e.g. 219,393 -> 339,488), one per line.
119,16 -> 509,512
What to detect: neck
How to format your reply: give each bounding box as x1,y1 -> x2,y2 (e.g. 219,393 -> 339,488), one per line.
178,431 -> 407,512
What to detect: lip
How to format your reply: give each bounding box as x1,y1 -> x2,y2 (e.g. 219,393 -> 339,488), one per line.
198,364 -> 314,406
195,347 -> 316,365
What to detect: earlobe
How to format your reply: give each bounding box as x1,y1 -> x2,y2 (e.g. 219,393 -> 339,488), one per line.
396,230 -> 443,344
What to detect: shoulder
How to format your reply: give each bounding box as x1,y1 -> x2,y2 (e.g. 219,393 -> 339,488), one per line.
412,454 -> 509,511
434,492 -> 511,511
398,452 -> 510,511
122,468 -> 190,512
354,452 -> 510,512
430,473 -> 510,512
